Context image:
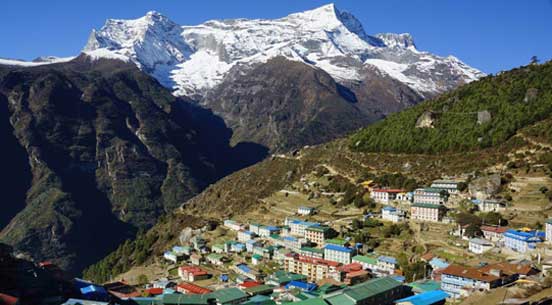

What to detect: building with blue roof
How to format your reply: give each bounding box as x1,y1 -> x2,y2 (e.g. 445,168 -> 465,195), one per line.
394,290 -> 449,305
259,225 -> 281,237
428,258 -> 449,270
80,284 -> 109,301
324,244 -> 354,264
377,256 -> 399,276
503,229 -> 544,253
286,218 -> 320,237
285,280 -> 318,292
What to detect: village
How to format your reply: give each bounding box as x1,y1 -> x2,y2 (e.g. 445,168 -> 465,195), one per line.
59,170 -> 552,305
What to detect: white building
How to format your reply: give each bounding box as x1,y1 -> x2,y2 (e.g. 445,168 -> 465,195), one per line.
258,225 -> 280,237
324,244 -> 353,264
431,180 -> 461,194
481,226 -> 507,242
237,230 -> 256,242
547,219 -> 552,243
477,199 -> 505,212
413,188 -> 446,205
376,256 -> 398,276
411,203 -> 445,222
469,238 -> 494,254
381,206 -> 405,223
298,206 -> 315,216
370,189 -> 405,204
286,219 -> 320,237
224,219 -> 244,231
249,223 -> 262,235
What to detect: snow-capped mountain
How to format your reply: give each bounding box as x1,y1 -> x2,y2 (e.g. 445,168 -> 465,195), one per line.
83,3 -> 484,98
0,56 -> 74,67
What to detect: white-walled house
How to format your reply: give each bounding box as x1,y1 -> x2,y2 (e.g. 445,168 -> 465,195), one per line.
370,189 -> 405,204
469,238 -> 494,254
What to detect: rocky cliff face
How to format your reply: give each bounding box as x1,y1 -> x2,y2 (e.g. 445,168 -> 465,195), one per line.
0,56 -> 266,274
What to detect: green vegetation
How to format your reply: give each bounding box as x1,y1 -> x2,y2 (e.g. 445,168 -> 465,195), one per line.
82,230 -> 159,283
350,61 -> 552,153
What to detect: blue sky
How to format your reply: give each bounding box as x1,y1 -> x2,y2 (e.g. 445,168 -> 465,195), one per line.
1,0 -> 550,73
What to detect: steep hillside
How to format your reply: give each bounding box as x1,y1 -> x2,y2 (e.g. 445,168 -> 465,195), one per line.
202,57 -> 378,151
0,56 -> 266,274
350,61 -> 552,153
83,62 -> 552,283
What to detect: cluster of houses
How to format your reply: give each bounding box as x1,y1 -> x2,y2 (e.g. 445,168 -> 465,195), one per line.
370,179 -> 459,224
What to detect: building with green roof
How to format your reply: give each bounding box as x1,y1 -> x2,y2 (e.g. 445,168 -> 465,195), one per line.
323,277 -> 409,305
324,238 -> 348,247
161,293 -> 211,305
210,287 -> 249,304
407,279 -> 441,294
266,270 -> 307,286
288,298 -> 328,305
244,284 -> 274,296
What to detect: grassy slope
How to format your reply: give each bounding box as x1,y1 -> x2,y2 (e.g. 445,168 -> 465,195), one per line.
350,61 -> 552,153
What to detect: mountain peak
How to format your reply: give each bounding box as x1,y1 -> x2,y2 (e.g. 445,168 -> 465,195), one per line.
376,33 -> 416,49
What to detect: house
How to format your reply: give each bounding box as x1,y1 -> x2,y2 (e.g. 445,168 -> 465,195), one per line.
253,245 -> 275,259
179,265 -> 210,282
305,225 -> 334,246
249,223 -> 262,235
394,290 -> 449,305
468,238 -> 494,254
283,254 -> 341,282
476,199 -> 505,212
104,281 -> 140,299
176,282 -> 212,294
546,219 -> 552,243
243,284 -> 274,297
251,254 -> 263,266
377,256 -> 399,276
325,238 -> 349,247
410,203 -> 445,222
231,242 -> 246,253
224,220 -> 244,231
352,255 -> 378,271
298,206 -> 315,216
370,189 -> 405,204
299,246 -> 325,259
259,226 -> 280,237
396,192 -> 412,202
428,258 -> 449,271
238,230 -> 257,242
481,226 -> 508,242
339,263 -> 370,285
281,236 -> 305,250
209,287 -> 249,305
381,206 -> 405,223
503,229 -> 544,253
407,280 -> 442,294
190,254 -> 203,266
413,188 -> 446,205
324,244 -> 354,264
191,236 -> 207,251
212,244 -> 226,254
430,180 -> 461,194
440,264 -> 519,298
152,278 -> 174,289
285,281 -> 318,292
206,253 -> 226,266
323,277 -> 410,305
233,263 -> 260,281
164,251 -> 181,264
287,219 -> 321,237
266,270 -> 308,286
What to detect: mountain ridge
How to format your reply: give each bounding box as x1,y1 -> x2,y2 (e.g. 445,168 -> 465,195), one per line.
83,3 -> 484,98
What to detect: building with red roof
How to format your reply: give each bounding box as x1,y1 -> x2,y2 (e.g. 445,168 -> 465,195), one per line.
178,265 -> 210,282
176,282 -> 212,295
